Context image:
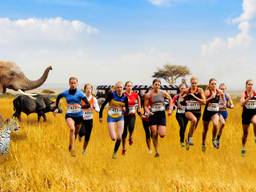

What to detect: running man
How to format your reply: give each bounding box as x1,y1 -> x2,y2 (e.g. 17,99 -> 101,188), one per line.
121,81 -> 142,155
184,77 -> 206,150
202,78 -> 224,152
172,83 -> 188,147
55,77 -> 90,157
144,79 -> 173,157
79,83 -> 100,155
217,83 -> 234,148
99,81 -> 129,159
240,79 -> 256,156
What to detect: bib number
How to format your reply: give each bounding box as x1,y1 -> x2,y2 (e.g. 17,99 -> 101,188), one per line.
108,107 -> 123,117
207,103 -> 219,112
83,109 -> 93,120
177,106 -> 185,114
186,101 -> 200,110
245,100 -> 256,109
67,104 -> 81,114
128,106 -> 136,114
151,103 -> 165,112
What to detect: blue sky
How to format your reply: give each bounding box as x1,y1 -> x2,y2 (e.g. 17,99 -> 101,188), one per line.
0,0 -> 255,90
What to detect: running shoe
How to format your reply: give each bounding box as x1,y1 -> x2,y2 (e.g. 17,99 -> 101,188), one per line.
241,148 -> 246,157
112,152 -> 117,159
154,152 -> 160,158
82,149 -> 86,156
188,137 -> 194,146
202,144 -> 206,152
180,142 -> 185,147
121,149 -> 126,155
216,139 -> 220,149
148,150 -> 153,154
212,139 -> 218,149
129,137 -> 133,145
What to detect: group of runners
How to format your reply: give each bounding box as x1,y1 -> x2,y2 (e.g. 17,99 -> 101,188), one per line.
54,76 -> 256,158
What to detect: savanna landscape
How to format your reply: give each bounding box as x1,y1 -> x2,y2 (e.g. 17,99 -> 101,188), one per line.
1,95 -> 256,192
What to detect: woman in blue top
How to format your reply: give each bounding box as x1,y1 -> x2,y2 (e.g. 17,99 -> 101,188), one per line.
99,81 -> 129,159
55,77 -> 90,157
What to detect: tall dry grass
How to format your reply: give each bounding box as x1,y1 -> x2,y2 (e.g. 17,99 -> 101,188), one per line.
1,97 -> 256,192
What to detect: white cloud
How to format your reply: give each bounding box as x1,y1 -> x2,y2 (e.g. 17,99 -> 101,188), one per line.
0,17 -> 98,46
201,0 -> 256,55
148,0 -> 173,6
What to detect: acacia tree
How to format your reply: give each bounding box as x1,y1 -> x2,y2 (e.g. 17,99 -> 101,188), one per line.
152,64 -> 190,84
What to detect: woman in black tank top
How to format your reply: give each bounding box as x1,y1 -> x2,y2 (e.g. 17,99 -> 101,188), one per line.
240,80 -> 256,156
184,77 -> 206,150
202,78 -> 224,152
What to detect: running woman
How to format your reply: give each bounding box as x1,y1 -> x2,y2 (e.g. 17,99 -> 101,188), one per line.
184,77 -> 206,150
144,79 -> 173,157
79,83 -> 100,155
202,78 -> 224,152
172,83 -> 188,147
99,81 -> 129,159
240,79 -> 256,156
217,83 -> 234,148
121,81 -> 142,155
55,77 -> 90,157
139,87 -> 153,153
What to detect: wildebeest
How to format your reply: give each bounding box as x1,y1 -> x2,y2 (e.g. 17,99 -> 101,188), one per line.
13,94 -> 62,122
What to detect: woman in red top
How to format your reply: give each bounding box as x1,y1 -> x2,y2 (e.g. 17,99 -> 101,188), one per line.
122,81 -> 142,155
240,79 -> 256,156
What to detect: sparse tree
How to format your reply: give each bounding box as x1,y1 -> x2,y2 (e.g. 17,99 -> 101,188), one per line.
152,64 -> 190,84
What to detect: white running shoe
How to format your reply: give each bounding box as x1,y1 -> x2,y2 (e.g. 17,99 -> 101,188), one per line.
188,137 -> 194,145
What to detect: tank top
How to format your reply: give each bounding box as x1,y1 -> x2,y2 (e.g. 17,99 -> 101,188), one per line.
173,94 -> 186,114
125,92 -> 139,115
185,88 -> 202,112
243,91 -> 256,111
205,89 -> 220,112
149,91 -> 165,112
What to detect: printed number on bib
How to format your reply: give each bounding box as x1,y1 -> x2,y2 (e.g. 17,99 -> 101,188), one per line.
108,107 -> 123,117
83,109 -> 93,120
207,103 -> 219,112
177,106 -> 185,114
129,106 -> 136,114
186,101 -> 200,110
67,104 -> 81,114
245,100 -> 256,109
151,103 -> 165,112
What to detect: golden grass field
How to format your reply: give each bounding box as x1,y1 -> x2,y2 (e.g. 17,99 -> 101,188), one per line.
1,97 -> 256,192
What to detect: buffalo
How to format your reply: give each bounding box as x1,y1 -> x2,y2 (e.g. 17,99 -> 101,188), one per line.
13,94 -> 62,122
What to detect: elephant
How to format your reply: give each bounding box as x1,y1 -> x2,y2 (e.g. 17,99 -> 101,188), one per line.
0,60 -> 52,93
13,94 -> 62,122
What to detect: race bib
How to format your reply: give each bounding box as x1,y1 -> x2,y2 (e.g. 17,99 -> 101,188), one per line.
108,107 -> 123,118
186,101 -> 200,110
151,103 -> 165,112
207,103 -> 219,112
245,100 -> 256,109
67,104 -> 82,114
128,106 -> 136,114
177,106 -> 185,114
83,109 -> 93,120
219,99 -> 226,110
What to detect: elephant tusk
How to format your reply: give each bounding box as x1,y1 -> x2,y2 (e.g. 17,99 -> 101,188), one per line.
17,89 -> 37,100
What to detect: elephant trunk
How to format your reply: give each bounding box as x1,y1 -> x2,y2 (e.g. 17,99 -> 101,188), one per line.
22,66 -> 52,91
